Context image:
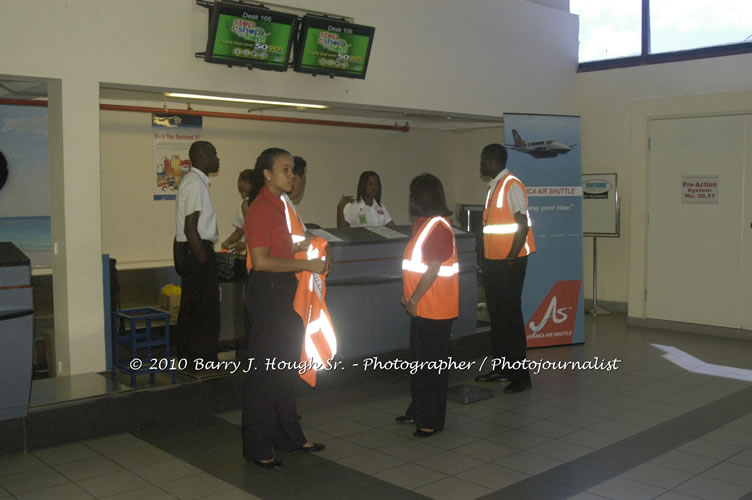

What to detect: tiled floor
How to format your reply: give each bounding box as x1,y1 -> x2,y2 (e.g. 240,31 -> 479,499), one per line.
4,313 -> 752,499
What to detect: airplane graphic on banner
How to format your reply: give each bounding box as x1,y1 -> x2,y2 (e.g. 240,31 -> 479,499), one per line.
506,129 -> 576,159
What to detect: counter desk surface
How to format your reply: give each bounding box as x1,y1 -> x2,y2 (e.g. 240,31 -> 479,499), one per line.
310,225 -> 479,361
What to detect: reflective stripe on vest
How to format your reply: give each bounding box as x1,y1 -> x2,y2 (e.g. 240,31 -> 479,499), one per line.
293,237 -> 336,387
402,217 -> 460,277
246,194 -> 306,271
283,194 -> 307,244
401,216 -> 459,320
483,174 -> 535,259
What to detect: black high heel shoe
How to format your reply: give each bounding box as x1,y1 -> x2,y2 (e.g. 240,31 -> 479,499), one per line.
251,458 -> 284,469
414,428 -> 437,438
295,443 -> 326,452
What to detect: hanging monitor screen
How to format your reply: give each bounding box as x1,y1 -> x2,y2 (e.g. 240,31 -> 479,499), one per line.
294,16 -> 375,79
204,1 -> 297,71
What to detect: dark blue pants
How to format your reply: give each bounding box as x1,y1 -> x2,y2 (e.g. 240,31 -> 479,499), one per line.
483,256 -> 530,384
405,316 -> 453,431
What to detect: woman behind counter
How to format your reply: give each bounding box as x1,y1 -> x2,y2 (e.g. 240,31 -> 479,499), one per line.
242,148 -> 328,469
337,170 -> 397,228
397,173 -> 459,438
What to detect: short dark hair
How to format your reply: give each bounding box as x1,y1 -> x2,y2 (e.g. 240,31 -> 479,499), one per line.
293,156 -> 307,178
188,141 -> 215,166
356,171 -> 382,204
409,173 -> 452,218
481,143 -> 507,168
238,169 -> 254,185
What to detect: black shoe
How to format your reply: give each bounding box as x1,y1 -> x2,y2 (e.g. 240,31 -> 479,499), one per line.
475,371 -> 507,382
295,443 -> 325,452
414,428 -> 437,438
503,380 -> 532,394
252,458 -> 284,469
395,416 -> 415,424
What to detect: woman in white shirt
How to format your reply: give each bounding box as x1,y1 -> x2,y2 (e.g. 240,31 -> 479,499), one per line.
221,169 -> 254,253
337,171 -> 397,228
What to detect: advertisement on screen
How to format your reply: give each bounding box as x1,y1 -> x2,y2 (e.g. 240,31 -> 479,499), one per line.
295,16 -> 375,79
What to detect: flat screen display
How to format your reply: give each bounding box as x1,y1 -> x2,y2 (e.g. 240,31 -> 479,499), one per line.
294,16 -> 375,79
205,1 -> 297,71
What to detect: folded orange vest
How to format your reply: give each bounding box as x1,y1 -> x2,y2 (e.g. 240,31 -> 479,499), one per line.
293,237 -> 337,387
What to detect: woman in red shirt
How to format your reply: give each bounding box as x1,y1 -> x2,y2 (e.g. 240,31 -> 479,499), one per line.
241,148 -> 328,469
398,173 -> 459,438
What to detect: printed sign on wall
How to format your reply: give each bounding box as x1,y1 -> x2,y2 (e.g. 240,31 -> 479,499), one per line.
681,175 -> 718,204
153,114 -> 202,200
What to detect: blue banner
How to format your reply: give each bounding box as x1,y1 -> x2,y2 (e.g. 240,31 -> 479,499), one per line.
503,113 -> 584,347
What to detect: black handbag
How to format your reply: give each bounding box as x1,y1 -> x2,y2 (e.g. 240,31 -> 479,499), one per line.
216,251 -> 236,282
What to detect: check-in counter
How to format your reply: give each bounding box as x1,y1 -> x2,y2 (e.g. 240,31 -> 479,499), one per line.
314,225 -> 477,360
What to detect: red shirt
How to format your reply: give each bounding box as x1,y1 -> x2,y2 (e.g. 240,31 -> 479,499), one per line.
245,187 -> 294,260
412,217 -> 453,263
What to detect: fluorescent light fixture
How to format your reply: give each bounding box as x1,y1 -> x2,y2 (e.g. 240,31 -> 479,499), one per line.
165,92 -> 328,109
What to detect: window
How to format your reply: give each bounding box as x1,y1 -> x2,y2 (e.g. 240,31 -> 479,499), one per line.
651,0 -> 752,54
572,0 -> 752,70
571,1 -> 641,62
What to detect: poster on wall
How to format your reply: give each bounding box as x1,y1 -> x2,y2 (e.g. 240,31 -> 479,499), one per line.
0,105 -> 51,268
503,113 -> 584,347
152,113 -> 202,200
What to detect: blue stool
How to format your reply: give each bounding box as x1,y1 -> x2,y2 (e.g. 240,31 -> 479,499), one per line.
112,307 -> 176,387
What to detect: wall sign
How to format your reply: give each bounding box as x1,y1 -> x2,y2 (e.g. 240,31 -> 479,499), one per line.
583,173 -> 619,237
681,175 -> 718,204
152,114 -> 203,201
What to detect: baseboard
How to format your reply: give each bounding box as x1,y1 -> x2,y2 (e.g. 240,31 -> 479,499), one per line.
627,316 -> 752,340
583,299 -> 628,314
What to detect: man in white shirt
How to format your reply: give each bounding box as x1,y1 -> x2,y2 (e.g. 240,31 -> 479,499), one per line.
175,141 -> 221,364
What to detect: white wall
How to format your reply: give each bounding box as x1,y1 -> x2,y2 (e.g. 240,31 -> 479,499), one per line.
527,0 -> 570,11
575,53 -> 752,313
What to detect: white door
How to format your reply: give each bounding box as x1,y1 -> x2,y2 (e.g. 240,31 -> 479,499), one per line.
742,116 -> 752,330
646,115 -> 746,328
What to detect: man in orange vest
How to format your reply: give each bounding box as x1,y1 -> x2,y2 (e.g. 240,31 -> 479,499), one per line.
475,143 -> 535,393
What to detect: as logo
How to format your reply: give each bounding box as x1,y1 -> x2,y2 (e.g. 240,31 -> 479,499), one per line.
526,280 -> 581,347
529,297 -> 570,333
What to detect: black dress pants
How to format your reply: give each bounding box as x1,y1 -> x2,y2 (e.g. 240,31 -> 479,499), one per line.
483,257 -> 530,384
241,271 -> 306,461
176,241 -> 220,363
405,316 -> 453,431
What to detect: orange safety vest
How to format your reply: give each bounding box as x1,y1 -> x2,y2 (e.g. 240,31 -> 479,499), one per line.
401,216 -> 459,320
246,194 -> 307,271
293,237 -> 337,387
482,173 -> 536,259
